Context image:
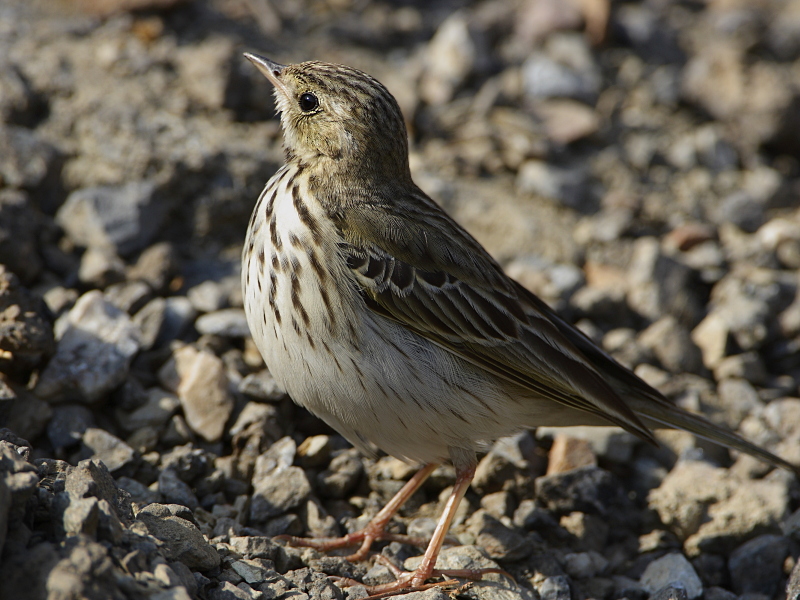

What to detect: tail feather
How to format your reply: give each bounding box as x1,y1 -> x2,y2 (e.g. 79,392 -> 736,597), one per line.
628,394 -> 800,476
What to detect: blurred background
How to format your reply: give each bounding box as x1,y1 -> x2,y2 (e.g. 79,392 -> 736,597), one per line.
2,1 -> 800,598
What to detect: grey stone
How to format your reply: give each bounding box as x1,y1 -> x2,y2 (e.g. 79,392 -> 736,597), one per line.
0,60 -> 35,125
505,255 -> 584,310
472,432 -> 543,494
516,160 -> 590,211
55,179 -> 165,256
119,387 -> 180,432
161,345 -> 234,442
638,315 -> 704,374
684,475 -> 790,556
207,581 -> 253,600
47,404 -> 95,450
0,540 -> 60,600
300,498 -> 340,538
78,246 -> 126,288
728,534 -> 789,596
238,370 -> 287,401
715,378 -> 761,427
0,126 -> 61,205
562,551 -> 608,579
230,558 -> 275,584
174,37 -> 236,111
713,352 -> 767,384
65,458 -> 133,524
465,510 -> 529,561
104,280 -> 152,315
362,564 -> 394,586
137,503 -> 220,570
250,465 -> 311,521
535,465 -> 631,520
0,440 -> 38,554
127,242 -> 179,294
36,291 -> 141,403
627,237 -> 702,325
228,536 -> 281,560
640,553 -> 702,599
80,428 -> 138,476
158,468 -> 199,510
788,558 -> 800,600
0,389 -> 52,439
419,13 -> 477,106
187,280 -> 229,313
316,449 -> 363,498
0,266 -> 55,377
522,35 -> 601,102
649,585 -> 690,600
480,490 -> 514,519
161,444 -> 213,482
195,308 -> 249,338
42,286 -> 79,318
45,538 -> 128,600
116,476 -> 160,506
714,191 -> 766,233
296,435 -> 333,468
538,575 -> 571,600
62,495 -> 99,537
0,189 -> 43,283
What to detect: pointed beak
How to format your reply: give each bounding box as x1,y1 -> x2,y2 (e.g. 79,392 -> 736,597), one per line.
244,52 -> 289,97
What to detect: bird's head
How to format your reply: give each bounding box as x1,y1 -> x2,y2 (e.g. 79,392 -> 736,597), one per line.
245,54 -> 411,182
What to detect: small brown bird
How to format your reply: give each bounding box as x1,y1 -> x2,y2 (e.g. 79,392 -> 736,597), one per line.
241,52 -> 797,594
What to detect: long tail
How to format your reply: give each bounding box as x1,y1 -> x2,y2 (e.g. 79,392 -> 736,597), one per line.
628,394 -> 800,476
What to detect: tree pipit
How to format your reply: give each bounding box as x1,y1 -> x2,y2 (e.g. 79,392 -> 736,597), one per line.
241,52 -> 798,595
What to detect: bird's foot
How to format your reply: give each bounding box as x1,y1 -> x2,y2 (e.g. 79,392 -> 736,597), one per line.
274,523 -> 434,562
333,555 -> 510,599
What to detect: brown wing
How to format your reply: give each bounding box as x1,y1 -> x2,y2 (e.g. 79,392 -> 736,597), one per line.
334,188 -> 657,444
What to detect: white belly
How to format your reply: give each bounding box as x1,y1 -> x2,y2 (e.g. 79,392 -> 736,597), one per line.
243,168 -> 550,465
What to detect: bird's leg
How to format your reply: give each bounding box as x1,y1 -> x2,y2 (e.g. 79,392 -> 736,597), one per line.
277,463 -> 438,561
352,461 -> 508,597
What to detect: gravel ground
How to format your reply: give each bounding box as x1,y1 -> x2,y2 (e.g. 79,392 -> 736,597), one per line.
2,0 -> 800,599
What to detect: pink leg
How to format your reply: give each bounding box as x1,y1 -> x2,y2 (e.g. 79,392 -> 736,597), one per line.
345,462 -> 507,597
278,463 -> 438,561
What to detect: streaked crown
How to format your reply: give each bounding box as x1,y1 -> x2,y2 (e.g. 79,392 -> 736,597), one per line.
246,54 -> 411,182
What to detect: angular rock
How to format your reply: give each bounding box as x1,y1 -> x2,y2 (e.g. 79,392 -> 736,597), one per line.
640,553 -> 702,600
80,428 -> 138,477
136,503 -> 220,570
250,464 -> 311,522
158,468 -> 199,510
419,12 -> 477,106
160,345 -> 233,443
728,534 -> 789,596
546,434 -> 596,475
627,237 -> 702,326
36,291 -> 141,403
55,179 -> 166,257
238,370 -> 286,402
0,266 -> 55,378
195,308 -> 249,338
119,387 -> 180,432
0,126 -> 62,212
0,189 -> 43,284
316,448 -> 363,499
535,466 -> 631,521
638,315 -> 704,374
65,458 -> 133,524
465,510 -> 529,561
47,404 -> 94,450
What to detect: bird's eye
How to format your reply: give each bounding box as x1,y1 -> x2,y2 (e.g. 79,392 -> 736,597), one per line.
299,92 -> 319,112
